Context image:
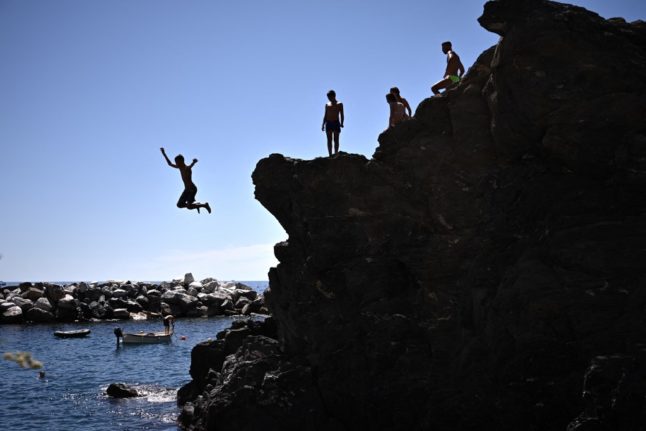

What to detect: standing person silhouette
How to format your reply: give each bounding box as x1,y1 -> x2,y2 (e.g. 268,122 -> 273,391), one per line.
386,93 -> 407,128
321,90 -> 344,156
390,87 -> 412,118
160,147 -> 211,214
431,41 -> 465,96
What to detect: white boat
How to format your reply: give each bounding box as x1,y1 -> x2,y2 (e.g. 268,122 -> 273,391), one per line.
120,330 -> 173,344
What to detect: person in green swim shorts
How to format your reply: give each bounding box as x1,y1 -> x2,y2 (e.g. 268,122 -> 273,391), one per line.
431,41 -> 465,96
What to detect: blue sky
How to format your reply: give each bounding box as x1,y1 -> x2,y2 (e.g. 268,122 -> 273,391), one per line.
1,0 -> 644,282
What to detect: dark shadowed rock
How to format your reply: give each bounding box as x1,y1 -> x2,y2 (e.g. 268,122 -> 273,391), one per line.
26,307 -> 55,323
106,383 -> 138,398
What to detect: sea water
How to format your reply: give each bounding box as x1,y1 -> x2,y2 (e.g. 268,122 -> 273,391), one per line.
0,281 -> 268,431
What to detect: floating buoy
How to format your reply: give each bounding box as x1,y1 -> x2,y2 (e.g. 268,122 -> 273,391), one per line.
180,336 -> 187,340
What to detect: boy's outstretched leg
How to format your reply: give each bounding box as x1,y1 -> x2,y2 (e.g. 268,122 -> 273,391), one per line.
204,203 -> 211,214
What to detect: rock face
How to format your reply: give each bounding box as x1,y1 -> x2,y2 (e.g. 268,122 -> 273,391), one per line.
178,1 -> 646,430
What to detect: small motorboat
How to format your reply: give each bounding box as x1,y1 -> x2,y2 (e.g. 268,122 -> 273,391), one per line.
114,327 -> 172,345
54,329 -> 91,338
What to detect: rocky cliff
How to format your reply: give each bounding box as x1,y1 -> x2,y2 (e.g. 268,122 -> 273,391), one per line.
178,0 -> 646,429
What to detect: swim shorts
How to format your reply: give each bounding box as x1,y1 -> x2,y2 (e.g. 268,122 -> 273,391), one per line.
449,75 -> 461,83
325,120 -> 341,132
177,185 -> 197,207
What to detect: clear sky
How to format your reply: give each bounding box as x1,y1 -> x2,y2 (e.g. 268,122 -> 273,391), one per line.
1,0 -> 644,282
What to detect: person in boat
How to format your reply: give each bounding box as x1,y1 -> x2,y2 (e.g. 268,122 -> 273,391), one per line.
386,93 -> 407,129
389,87 -> 412,118
163,314 -> 175,335
160,147 -> 212,214
321,90 -> 344,157
431,41 -> 465,96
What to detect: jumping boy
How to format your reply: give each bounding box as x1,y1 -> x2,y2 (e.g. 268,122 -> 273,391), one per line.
160,147 -> 211,214
321,90 -> 344,157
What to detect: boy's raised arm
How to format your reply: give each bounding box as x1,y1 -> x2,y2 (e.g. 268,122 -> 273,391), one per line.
189,158 -> 198,168
160,147 -> 177,168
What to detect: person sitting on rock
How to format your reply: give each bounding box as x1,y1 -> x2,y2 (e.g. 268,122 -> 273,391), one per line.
386,93 -> 407,128
431,41 -> 465,96
160,148 -> 211,214
321,90 -> 344,157
390,87 -> 412,118
163,314 -> 175,335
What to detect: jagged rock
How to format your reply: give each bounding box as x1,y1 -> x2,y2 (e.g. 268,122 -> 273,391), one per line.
179,1 -> 646,430
183,273 -> 195,284
106,383 -> 138,398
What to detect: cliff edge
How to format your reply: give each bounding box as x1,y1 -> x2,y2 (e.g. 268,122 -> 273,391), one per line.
179,0 -> 646,429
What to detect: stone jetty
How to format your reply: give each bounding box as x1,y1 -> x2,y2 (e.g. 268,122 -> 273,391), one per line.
0,274 -> 267,324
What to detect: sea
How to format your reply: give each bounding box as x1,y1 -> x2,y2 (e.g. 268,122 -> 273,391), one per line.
0,281 -> 269,431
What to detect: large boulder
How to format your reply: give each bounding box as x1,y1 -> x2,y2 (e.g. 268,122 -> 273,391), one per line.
1,306 -> 23,323
11,297 -> 33,312
57,294 -> 76,310
111,289 -> 128,298
21,287 -> 43,301
45,284 -> 66,303
112,308 -> 130,320
26,307 -> 55,323
89,301 -> 109,319
33,297 -> 53,312
183,273 -> 195,284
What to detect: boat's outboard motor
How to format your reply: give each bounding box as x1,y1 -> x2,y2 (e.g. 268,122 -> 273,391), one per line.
114,327 -> 123,347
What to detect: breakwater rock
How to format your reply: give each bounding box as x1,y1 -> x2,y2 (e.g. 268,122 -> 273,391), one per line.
0,275 -> 267,324
179,0 -> 646,430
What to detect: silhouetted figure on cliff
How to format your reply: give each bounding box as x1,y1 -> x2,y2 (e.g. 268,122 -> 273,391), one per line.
321,90 -> 344,156
390,87 -> 412,118
160,147 -> 211,214
431,41 -> 465,96
386,93 -> 407,128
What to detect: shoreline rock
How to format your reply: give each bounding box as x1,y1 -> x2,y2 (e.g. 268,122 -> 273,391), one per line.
0,275 -> 268,325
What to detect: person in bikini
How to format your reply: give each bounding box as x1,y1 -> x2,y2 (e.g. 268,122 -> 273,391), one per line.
390,87 -> 412,118
160,147 -> 211,214
321,90 -> 344,156
431,41 -> 465,96
386,93 -> 407,128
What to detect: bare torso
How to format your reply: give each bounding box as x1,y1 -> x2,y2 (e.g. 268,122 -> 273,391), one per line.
325,102 -> 343,121
445,50 -> 462,77
179,166 -> 194,189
